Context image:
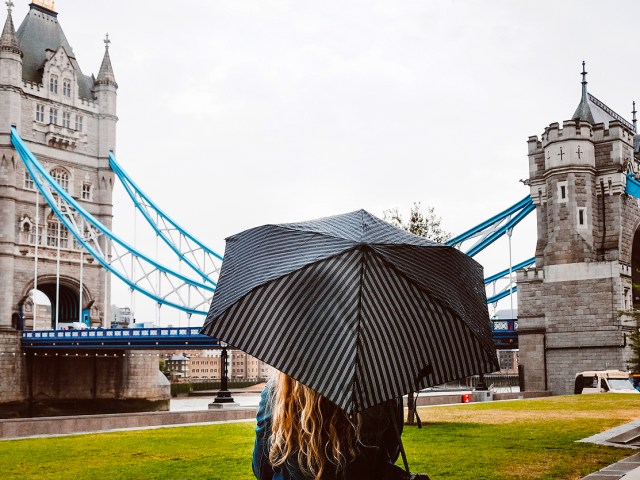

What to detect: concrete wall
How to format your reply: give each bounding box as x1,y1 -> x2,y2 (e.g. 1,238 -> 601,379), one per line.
0,407 -> 257,439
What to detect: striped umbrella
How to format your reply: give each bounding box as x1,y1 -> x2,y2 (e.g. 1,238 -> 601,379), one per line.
201,210 -> 499,414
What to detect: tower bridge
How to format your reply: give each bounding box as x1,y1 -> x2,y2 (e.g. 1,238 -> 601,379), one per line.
0,1 -> 638,417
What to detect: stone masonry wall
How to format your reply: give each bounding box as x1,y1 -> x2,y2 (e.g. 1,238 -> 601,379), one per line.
547,347 -> 625,395
544,277 -> 618,333
24,349 -> 170,417
0,332 -> 26,404
516,267 -> 545,391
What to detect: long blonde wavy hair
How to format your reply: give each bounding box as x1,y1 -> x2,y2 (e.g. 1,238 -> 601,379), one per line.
268,371 -> 361,479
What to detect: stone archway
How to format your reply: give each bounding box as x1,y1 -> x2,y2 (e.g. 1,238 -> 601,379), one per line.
38,282 -> 79,328
18,276 -> 94,330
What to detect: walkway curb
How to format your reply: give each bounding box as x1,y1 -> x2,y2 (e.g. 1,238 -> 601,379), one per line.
0,407 -> 257,440
582,453 -> 640,479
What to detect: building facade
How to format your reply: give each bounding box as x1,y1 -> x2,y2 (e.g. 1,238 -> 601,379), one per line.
163,349 -> 276,383
518,65 -> 639,394
0,0 -> 117,332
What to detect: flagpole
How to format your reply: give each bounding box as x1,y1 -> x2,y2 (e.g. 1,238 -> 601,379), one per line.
33,188 -> 39,330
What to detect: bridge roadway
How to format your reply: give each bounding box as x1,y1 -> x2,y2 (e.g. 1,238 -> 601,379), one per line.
19,319 -> 518,350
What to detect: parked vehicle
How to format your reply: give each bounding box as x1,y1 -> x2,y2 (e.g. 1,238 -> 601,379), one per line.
57,321 -> 89,331
574,370 -> 639,394
129,321 -> 156,329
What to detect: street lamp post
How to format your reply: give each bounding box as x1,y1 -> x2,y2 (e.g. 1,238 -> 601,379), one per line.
209,341 -> 237,408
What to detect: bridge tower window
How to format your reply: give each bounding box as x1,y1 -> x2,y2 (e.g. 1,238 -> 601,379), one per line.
29,225 -> 42,246
62,111 -> 71,128
577,207 -> 586,227
50,168 -> 69,192
49,75 -> 58,94
81,183 -> 92,200
24,170 -> 34,190
63,79 -> 71,97
557,180 -> 568,204
75,115 -> 83,132
49,108 -> 58,125
35,104 -> 45,122
46,219 -> 69,249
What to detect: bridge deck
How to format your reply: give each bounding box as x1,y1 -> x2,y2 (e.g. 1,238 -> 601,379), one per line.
20,320 -> 517,350
21,327 -> 219,350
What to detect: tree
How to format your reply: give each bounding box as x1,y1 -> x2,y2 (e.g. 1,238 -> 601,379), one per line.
384,202 -> 452,425
619,304 -> 640,374
628,328 -> 640,373
384,202 -> 451,243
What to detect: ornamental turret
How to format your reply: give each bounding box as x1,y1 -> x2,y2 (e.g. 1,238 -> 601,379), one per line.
0,1 -> 23,133
94,34 -> 117,159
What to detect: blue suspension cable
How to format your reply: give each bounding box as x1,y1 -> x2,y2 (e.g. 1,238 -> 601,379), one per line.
109,153 -> 222,284
11,127 -> 213,316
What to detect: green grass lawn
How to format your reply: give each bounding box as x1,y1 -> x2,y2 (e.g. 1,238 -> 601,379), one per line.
1,394 -> 639,479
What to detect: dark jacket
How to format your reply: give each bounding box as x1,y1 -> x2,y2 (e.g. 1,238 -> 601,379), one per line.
253,382 -> 404,480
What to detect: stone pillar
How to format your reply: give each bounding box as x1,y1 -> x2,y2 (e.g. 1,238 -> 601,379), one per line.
19,349 -> 169,417
0,150 -> 17,330
0,331 -> 27,417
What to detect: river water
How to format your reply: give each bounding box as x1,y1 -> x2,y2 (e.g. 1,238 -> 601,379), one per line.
170,393 -> 262,412
169,387 -> 521,412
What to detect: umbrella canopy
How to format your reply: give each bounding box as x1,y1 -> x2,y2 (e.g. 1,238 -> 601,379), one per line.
201,210 -> 499,414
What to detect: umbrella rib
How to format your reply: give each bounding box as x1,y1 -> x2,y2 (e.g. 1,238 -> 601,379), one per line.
351,245 -> 367,413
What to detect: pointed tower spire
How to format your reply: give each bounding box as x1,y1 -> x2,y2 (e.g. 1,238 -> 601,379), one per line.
0,1 -> 22,56
572,61 -> 595,124
633,101 -> 637,133
95,33 -> 117,87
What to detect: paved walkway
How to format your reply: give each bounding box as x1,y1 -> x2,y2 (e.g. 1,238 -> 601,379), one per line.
582,453 -> 640,479
580,420 -> 640,479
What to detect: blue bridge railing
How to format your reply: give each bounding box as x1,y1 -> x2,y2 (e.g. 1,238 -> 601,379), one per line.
21,321 -> 517,351
491,319 -> 518,349
21,327 -> 219,350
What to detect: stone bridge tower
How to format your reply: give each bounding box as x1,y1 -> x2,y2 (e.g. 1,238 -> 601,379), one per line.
0,0 -> 117,333
518,63 -> 640,394
0,3 -> 171,418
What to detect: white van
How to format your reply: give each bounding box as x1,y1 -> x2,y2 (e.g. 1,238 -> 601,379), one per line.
574,370 -> 639,394
57,321 -> 88,331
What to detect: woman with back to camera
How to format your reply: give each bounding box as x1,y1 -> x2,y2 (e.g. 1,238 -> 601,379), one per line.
252,371 -> 410,480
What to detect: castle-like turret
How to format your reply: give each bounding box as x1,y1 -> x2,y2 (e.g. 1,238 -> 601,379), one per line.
518,63 -> 637,395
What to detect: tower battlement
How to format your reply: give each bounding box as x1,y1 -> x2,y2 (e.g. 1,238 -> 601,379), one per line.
591,120 -> 635,144
540,121 -> 593,147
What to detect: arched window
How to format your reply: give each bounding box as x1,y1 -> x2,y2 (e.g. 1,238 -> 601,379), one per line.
63,79 -> 71,97
81,183 -> 92,200
50,168 -> 69,192
49,75 -> 58,94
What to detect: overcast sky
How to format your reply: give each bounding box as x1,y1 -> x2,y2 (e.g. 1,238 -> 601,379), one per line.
11,1 -> 640,324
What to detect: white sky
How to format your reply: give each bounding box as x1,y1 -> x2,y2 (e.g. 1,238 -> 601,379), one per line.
12,0 -> 640,324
